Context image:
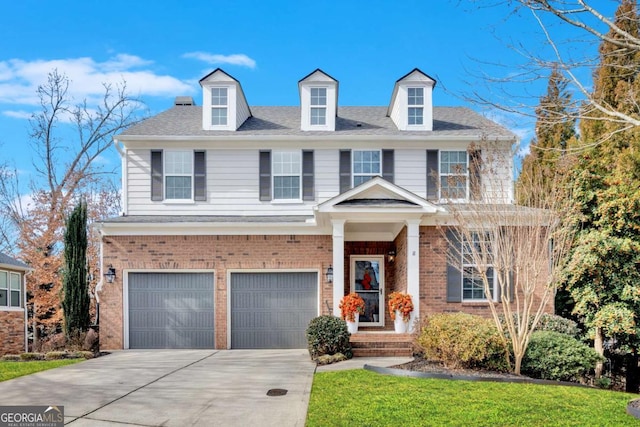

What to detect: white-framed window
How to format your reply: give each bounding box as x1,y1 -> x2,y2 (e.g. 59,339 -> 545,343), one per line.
440,150 -> 468,199
273,151 -> 302,200
165,150 -> 193,200
0,271 -> 21,308
211,87 -> 228,126
408,87 -> 424,125
310,87 -> 327,125
353,150 -> 381,186
462,232 -> 495,301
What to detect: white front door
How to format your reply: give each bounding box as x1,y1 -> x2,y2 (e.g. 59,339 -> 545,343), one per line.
350,255 -> 384,326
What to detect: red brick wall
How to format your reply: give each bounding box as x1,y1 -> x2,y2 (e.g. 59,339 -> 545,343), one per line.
0,311 -> 26,355
101,234 -> 333,349
418,226 -> 553,319
101,227 -> 552,349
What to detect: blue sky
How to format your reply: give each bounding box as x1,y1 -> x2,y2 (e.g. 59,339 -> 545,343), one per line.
0,0 -> 605,185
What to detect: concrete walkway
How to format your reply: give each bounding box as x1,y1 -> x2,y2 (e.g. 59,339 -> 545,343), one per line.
0,350 -> 315,426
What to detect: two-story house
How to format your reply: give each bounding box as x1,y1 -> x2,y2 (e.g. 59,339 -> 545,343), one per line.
97,68 -> 516,352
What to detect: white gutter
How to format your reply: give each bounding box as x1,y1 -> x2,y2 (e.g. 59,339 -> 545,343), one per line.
115,134 -> 517,143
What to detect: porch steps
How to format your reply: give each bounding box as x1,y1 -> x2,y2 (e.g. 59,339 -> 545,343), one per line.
349,332 -> 413,357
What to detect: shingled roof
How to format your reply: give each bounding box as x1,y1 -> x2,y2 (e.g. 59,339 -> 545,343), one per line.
119,106 -> 515,139
0,252 -> 30,270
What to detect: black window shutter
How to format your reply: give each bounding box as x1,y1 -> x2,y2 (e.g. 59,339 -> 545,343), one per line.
259,150 -> 272,201
446,228 -> 462,303
469,149 -> 482,201
151,150 -> 163,201
339,150 -> 351,193
194,151 -> 206,201
302,150 -> 314,201
426,149 -> 439,200
382,149 -> 394,183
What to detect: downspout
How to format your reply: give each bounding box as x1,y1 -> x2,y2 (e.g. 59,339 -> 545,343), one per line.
94,228 -> 105,326
23,270 -> 31,353
113,139 -> 127,215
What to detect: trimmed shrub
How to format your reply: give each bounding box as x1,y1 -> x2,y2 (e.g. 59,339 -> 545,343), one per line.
1,355 -> 21,361
415,312 -> 509,371
44,351 -> 69,360
536,314 -> 580,338
306,315 -> 352,360
20,352 -> 45,361
499,313 -> 580,338
522,331 -> 602,382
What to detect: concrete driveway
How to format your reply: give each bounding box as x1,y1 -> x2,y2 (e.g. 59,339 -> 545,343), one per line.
0,349 -> 316,426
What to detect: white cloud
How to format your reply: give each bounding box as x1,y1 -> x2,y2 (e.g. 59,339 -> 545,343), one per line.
0,55 -> 194,108
183,52 -> 256,69
3,110 -> 31,119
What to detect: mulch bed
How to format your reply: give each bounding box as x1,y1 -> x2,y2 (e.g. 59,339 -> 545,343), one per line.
389,357 -> 524,380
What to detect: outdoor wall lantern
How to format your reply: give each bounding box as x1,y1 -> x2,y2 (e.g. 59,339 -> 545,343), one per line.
388,250 -> 396,263
104,265 -> 116,284
325,265 -> 334,283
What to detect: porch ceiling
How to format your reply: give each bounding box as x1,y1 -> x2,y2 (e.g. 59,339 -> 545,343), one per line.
344,222 -> 404,241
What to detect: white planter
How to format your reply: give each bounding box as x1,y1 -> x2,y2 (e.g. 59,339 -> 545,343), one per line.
346,313 -> 359,334
394,310 -> 408,333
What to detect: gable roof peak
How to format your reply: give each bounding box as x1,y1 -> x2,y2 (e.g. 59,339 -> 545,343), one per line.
199,68 -> 240,85
298,68 -> 338,84
396,67 -> 437,86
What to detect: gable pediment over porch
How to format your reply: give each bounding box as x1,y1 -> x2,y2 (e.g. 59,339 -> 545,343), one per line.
316,176 -> 442,215
314,177 -> 443,242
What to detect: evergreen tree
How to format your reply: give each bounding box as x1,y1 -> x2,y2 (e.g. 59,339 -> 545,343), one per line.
562,0 -> 640,389
517,64 -> 576,207
62,200 -> 90,337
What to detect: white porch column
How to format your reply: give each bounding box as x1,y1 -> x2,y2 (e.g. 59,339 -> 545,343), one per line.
332,219 -> 346,317
406,219 -> 421,331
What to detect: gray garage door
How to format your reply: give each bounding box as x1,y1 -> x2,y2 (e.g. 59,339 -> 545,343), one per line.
128,272 -> 215,349
230,272 -> 317,349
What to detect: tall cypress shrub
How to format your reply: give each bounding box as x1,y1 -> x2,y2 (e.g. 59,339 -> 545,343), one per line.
62,200 -> 90,336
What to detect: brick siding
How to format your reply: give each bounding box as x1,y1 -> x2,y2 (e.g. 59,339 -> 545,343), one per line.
100,234 -> 333,349
101,226 -> 551,350
0,311 -> 26,355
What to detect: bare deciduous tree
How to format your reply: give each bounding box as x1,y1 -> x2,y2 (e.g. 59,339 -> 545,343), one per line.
0,70 -> 142,339
468,0 -> 639,149
439,141 -> 576,374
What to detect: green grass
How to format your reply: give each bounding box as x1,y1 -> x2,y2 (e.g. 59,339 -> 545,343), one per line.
307,370 -> 639,426
0,359 -> 82,382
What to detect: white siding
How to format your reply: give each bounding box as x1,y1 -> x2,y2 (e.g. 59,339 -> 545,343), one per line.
394,149 -> 427,198
125,145 -> 515,215
315,149 -> 339,202
236,93 -> 251,129
127,149 -> 317,216
390,88 -> 403,131
482,148 -> 514,204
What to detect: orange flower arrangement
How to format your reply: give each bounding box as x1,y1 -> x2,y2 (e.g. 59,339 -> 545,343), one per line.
339,292 -> 365,322
388,291 -> 414,322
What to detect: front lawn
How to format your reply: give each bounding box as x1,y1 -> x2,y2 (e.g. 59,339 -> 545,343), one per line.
307,370 -> 638,426
0,359 -> 82,382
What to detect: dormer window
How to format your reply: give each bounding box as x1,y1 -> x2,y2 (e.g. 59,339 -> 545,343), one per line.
211,87 -> 228,126
310,88 -> 327,125
408,87 -> 424,125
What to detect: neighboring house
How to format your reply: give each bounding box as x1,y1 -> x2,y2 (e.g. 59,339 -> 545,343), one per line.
0,252 -> 32,355
97,68 -> 518,351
